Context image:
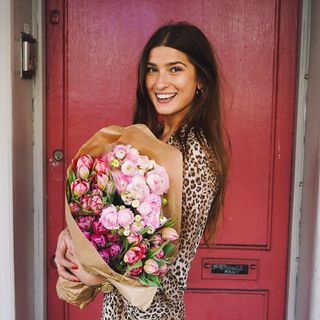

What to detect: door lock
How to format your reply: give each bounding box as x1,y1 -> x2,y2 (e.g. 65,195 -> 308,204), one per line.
53,149 -> 64,161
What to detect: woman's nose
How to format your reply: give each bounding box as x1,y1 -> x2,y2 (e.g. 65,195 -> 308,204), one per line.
155,71 -> 169,90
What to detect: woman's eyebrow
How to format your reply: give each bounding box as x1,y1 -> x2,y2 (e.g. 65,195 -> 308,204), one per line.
147,61 -> 187,67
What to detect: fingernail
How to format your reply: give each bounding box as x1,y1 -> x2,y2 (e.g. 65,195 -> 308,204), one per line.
73,279 -> 80,282
72,265 -> 78,270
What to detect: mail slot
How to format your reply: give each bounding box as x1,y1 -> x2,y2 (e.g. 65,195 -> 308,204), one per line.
202,258 -> 258,281
212,263 -> 249,275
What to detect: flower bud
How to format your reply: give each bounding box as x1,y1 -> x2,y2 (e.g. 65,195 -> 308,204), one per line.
77,154 -> 93,170
94,158 -> 108,174
107,242 -> 121,257
77,165 -> 90,180
90,196 -> 103,214
69,202 -> 79,213
143,259 -> 159,275
80,194 -> 91,211
96,173 -> 109,191
92,220 -> 108,235
77,216 -> 94,231
71,179 -> 90,197
160,227 -> 179,241
158,263 -> 168,276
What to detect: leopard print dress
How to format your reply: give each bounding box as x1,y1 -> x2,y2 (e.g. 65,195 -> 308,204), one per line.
101,128 -> 218,320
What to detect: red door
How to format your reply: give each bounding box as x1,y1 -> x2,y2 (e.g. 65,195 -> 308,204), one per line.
46,1 -> 299,319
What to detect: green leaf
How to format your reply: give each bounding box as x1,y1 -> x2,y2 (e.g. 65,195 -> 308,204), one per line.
162,243 -> 175,256
147,240 -> 169,259
125,260 -> 143,274
162,218 -> 178,228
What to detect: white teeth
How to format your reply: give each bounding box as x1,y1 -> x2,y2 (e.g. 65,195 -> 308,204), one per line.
156,93 -> 177,100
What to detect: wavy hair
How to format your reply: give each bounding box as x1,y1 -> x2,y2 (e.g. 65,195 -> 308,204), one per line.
133,22 -> 230,244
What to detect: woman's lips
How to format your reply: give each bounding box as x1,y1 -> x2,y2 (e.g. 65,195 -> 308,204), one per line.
155,92 -> 177,103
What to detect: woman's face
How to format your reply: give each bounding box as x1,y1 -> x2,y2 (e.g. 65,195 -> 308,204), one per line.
145,46 -> 199,125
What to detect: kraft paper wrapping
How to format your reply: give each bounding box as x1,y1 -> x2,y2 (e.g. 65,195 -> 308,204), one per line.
56,124 -> 183,311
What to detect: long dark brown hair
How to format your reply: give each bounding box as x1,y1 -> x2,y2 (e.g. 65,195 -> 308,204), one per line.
133,22 -> 230,244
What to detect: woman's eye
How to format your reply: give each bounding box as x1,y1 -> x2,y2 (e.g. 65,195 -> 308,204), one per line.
170,66 -> 182,73
147,66 -> 157,73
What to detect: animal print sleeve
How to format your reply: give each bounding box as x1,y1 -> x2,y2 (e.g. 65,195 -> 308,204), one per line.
170,130 -> 219,289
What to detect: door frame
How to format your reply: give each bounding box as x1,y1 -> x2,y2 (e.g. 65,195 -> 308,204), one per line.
35,1 -> 308,319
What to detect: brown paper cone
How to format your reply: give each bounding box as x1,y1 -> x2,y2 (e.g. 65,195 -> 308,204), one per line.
56,124 -> 183,311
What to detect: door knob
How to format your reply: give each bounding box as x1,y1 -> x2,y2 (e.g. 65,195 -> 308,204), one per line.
53,149 -> 64,161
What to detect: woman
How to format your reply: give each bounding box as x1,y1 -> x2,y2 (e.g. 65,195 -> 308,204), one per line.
55,22 -> 229,319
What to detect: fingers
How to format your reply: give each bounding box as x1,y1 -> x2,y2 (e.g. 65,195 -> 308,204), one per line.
55,261 -> 80,282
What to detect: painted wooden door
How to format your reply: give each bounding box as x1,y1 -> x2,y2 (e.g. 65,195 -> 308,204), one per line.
46,0 -> 299,319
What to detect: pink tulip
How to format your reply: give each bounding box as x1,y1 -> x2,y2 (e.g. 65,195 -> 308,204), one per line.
143,259 -> 159,275
91,186 -> 103,197
150,234 -> 163,245
77,165 -> 90,180
99,248 -> 110,263
160,227 -> 179,241
96,173 -> 109,191
128,266 -> 143,276
158,263 -> 168,276
91,234 -> 106,248
92,220 -> 108,235
118,208 -> 134,228
76,154 -> 93,170
71,179 -> 90,198
80,194 -> 91,211
90,195 -> 103,214
69,202 -> 79,213
107,243 -> 121,257
82,231 -> 92,241
93,158 -> 108,174
76,216 -> 94,231
152,245 -> 164,259
123,246 -> 146,265
106,233 -> 120,242
127,232 -> 142,245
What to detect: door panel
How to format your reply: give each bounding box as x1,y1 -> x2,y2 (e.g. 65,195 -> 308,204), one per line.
47,0 -> 299,319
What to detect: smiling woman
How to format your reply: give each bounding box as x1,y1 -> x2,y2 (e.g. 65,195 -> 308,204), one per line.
55,21 -> 229,320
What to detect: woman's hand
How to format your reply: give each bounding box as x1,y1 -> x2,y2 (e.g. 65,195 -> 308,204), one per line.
54,229 -> 80,282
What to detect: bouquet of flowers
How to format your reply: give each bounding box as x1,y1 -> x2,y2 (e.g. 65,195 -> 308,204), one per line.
67,144 -> 179,287
56,125 -> 183,310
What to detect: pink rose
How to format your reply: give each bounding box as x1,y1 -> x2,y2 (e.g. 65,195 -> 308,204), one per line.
121,160 -> 137,176
137,155 -> 152,171
128,266 -> 143,276
146,166 -> 169,195
89,195 -> 103,214
143,211 -> 160,229
126,180 -> 150,202
71,179 -> 89,197
92,220 -> 108,235
123,246 -> 146,265
77,165 -> 90,180
137,201 -> 151,216
100,206 -> 119,229
118,208 -> 134,228
76,154 -> 93,169
107,243 -> 121,257
91,234 -> 107,248
111,169 -> 131,193
113,145 -> 128,160
145,194 -> 162,212
143,259 -> 159,275
125,147 -> 139,162
160,227 -> 179,241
